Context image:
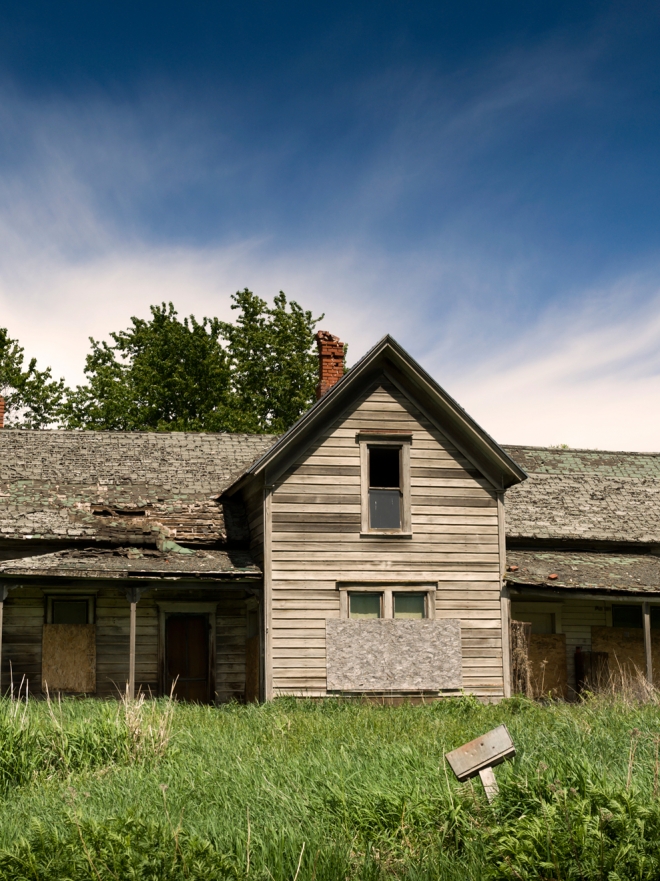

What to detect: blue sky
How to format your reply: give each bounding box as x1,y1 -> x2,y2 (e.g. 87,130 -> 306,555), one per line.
1,2 -> 660,448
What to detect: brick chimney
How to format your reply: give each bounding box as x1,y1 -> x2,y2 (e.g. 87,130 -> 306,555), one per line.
315,331 -> 345,399
0,396 -> 5,429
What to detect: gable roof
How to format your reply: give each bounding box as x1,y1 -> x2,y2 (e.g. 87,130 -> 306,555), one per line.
503,446 -> 660,545
228,335 -> 526,492
0,430 -> 275,547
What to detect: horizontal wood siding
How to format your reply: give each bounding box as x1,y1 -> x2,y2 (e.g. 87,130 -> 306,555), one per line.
244,481 -> 265,569
269,379 -> 504,698
2,586 -> 43,695
1,585 -> 251,702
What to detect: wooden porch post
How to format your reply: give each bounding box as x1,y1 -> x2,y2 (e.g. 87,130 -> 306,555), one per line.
643,602 -> 653,685
124,587 -> 143,699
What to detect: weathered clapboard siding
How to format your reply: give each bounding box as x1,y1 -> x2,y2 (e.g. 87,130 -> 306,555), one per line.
1,585 -> 251,702
244,481 -> 265,569
95,589 -> 159,697
269,379 -> 504,697
1,586 -> 44,695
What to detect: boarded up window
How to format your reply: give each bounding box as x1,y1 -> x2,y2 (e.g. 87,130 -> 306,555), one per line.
326,619 -> 462,691
42,624 -> 96,694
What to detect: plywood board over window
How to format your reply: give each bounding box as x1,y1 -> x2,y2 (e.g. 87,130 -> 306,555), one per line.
326,618 -> 462,691
42,625 -> 96,694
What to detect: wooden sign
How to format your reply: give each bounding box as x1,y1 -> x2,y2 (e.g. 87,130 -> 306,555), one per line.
445,724 -> 515,802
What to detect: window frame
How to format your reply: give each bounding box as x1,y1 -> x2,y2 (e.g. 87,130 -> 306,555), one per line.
45,595 -> 96,625
358,432 -> 412,536
340,584 -> 435,620
510,601 -> 563,634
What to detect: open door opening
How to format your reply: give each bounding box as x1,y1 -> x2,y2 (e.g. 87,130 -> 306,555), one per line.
165,614 -> 211,702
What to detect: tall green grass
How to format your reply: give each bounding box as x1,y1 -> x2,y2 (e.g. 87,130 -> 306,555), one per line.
0,694 -> 659,878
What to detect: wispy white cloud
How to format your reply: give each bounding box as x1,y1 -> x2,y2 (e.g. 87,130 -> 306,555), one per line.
0,26 -> 659,452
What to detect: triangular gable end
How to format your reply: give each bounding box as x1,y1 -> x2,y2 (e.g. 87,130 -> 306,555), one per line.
227,335 -> 526,494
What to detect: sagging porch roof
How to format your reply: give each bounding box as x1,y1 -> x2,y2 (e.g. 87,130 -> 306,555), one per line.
506,549 -> 660,596
0,547 -> 262,581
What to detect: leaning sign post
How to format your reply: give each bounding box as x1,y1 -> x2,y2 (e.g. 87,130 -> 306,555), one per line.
445,724 -> 516,802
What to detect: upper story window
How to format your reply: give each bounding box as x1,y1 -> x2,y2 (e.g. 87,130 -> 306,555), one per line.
358,433 -> 411,535
369,446 -> 401,529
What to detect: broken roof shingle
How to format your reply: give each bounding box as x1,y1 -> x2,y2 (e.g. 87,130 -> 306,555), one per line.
503,446 -> 660,545
0,430 -> 278,546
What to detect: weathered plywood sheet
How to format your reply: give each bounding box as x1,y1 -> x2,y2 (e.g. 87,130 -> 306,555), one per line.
42,624 -> 96,694
326,619 -> 462,691
529,633 -> 567,699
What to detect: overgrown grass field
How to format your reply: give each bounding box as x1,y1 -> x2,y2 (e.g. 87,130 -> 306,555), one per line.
0,694 -> 659,879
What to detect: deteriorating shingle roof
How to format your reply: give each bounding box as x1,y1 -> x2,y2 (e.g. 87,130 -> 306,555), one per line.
0,546 -> 261,580
0,430 -> 277,546
502,446 -> 660,545
505,550 -> 660,595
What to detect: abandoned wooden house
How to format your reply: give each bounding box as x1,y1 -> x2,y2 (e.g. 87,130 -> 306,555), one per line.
0,331 -> 655,702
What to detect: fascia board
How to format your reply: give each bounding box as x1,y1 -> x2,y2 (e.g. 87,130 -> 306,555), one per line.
224,335 -> 526,495
379,341 -> 526,489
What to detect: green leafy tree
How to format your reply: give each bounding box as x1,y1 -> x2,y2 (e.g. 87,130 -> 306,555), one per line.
64,304 -> 232,431
0,328 -> 66,428
65,290 -> 324,433
220,289 -> 323,433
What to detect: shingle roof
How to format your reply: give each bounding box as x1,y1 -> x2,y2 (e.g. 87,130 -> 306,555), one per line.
0,546 -> 261,580
0,430 -> 277,547
502,446 -> 660,544
505,549 -> 660,595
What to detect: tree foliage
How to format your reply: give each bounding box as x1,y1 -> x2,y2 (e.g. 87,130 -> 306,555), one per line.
64,289 -> 323,433
0,328 -> 66,428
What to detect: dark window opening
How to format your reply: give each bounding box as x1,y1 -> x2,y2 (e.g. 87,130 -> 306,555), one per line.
368,446 -> 401,529
612,605 -> 643,629
369,447 -> 400,488
52,600 -> 89,625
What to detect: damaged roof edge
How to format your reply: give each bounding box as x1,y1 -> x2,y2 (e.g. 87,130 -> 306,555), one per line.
226,335 -> 527,494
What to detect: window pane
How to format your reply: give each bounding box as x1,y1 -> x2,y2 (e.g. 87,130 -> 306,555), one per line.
612,605 -> 643,629
349,593 -> 381,619
394,593 -> 425,619
369,447 -> 400,488
369,489 -> 401,529
52,600 -> 88,624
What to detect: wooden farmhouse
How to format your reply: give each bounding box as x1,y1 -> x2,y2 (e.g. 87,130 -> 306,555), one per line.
0,332 -> 656,702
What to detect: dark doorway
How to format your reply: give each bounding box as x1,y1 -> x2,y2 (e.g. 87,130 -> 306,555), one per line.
165,615 -> 210,702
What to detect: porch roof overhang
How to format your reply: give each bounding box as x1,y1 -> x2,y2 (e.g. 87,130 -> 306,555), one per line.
0,546 -> 262,583
505,549 -> 660,597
